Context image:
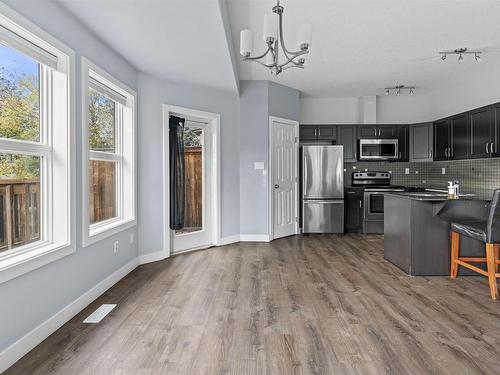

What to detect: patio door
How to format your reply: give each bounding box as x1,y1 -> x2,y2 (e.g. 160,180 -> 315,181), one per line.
173,119 -> 212,253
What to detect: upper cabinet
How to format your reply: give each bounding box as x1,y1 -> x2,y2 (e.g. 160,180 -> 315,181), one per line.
299,125 -> 336,141
434,118 -> 450,161
450,112 -> 469,160
469,104 -> 500,158
357,125 -> 396,139
410,123 -> 433,162
397,125 -> 409,161
337,125 -> 357,162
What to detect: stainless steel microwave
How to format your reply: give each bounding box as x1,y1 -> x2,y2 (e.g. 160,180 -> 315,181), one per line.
358,139 -> 399,160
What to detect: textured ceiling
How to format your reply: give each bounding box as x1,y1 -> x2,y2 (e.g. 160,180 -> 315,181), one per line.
227,0 -> 500,98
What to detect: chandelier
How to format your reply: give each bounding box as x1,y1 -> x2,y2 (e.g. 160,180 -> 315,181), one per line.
239,0 -> 312,75
440,48 -> 482,63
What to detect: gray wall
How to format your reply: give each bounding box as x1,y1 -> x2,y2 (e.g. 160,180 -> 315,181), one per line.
137,72 -> 240,255
239,80 -> 300,235
0,0 -> 138,353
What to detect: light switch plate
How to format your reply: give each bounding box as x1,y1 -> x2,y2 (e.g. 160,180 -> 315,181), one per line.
441,167 -> 446,175
254,162 -> 264,170
405,168 -> 409,174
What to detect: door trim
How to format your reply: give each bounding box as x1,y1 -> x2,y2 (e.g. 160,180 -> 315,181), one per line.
162,104 -> 221,258
268,116 -> 299,241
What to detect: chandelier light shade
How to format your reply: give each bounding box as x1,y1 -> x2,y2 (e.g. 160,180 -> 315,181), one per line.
440,48 -> 482,63
239,0 -> 311,75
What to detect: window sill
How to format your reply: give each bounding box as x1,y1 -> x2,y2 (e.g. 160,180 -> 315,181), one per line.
83,218 -> 136,247
0,242 -> 75,284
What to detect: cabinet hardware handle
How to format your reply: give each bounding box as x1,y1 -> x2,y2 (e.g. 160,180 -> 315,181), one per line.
274,184 -> 280,189
374,128 -> 377,136
399,151 -> 401,159
318,128 -> 321,137
492,143 -> 495,153
486,143 -> 489,154
445,148 -> 447,157
359,200 -> 362,208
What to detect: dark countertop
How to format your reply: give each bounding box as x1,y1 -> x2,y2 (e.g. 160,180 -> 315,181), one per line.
385,192 -> 477,201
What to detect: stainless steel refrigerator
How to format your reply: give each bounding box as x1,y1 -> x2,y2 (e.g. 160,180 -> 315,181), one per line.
302,145 -> 344,233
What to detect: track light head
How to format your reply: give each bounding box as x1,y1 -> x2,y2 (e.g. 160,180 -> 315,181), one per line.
458,54 -> 464,64
475,53 -> 482,63
397,89 -> 401,96
441,54 -> 447,61
409,88 -> 414,95
385,89 -> 390,95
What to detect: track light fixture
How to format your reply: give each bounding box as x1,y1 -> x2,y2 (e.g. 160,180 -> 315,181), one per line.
440,48 -> 482,63
384,85 -> 415,96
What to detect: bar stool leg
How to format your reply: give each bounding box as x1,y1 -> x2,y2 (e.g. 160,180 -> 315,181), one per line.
450,231 -> 460,279
494,244 -> 499,273
486,243 -> 498,300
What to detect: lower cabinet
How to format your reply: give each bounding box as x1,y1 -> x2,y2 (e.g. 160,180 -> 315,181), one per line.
344,188 -> 363,232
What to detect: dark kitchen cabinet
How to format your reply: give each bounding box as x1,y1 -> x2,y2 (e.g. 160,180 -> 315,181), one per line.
469,106 -> 493,158
434,118 -> 450,161
357,125 -> 396,139
337,125 -> 357,162
299,126 -> 318,141
410,123 -> 433,162
316,125 -> 336,140
299,125 -> 336,141
492,103 -> 500,156
450,112 -> 469,159
397,125 -> 409,161
345,188 -> 363,233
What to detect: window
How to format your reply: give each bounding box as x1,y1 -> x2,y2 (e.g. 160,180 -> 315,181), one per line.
0,5 -> 74,283
82,58 -> 136,246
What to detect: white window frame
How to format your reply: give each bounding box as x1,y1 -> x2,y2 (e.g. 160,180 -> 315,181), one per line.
81,58 -> 136,247
0,3 -> 75,284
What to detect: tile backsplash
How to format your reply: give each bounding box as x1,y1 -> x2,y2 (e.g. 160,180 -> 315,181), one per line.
345,158 -> 500,199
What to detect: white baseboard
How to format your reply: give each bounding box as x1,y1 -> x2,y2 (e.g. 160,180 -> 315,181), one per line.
218,234 -> 240,246
0,257 -> 138,374
239,234 -> 271,242
138,250 -> 168,265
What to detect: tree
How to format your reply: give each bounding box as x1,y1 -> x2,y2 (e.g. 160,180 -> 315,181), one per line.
88,90 -> 115,152
0,67 -> 40,179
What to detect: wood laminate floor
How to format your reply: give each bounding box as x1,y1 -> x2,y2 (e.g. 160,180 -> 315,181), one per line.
6,234 -> 500,375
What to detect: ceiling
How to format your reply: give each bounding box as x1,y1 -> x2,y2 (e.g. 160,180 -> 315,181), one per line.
59,0 -> 238,93
228,0 -> 500,98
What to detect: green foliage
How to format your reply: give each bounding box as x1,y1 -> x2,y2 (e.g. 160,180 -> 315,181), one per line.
0,67 -> 40,179
183,127 -> 202,148
89,90 -> 115,152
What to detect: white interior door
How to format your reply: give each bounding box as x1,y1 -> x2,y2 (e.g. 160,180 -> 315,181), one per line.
271,117 -> 298,239
174,120 -> 212,253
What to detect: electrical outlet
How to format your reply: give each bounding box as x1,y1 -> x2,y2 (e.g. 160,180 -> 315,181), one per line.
405,168 -> 409,174
441,167 -> 446,175
130,233 -> 134,244
113,241 -> 119,254
415,170 -> 419,174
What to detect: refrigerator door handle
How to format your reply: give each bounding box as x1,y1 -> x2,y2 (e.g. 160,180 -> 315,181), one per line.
303,200 -> 344,204
303,155 -> 308,196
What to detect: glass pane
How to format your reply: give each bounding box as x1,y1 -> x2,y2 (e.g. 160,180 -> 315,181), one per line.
176,127 -> 203,235
88,89 -> 116,152
89,160 -> 116,224
370,195 -> 384,214
0,43 -> 40,142
0,154 -> 41,252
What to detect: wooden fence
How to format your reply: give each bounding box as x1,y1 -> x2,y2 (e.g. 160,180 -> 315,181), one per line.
0,179 -> 40,252
183,147 -> 202,229
90,160 -> 116,224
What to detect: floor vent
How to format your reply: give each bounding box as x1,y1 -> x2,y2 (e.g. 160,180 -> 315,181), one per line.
83,304 -> 116,324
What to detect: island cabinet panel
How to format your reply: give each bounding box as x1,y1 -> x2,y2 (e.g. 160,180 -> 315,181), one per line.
450,112 -> 469,159
434,118 -> 450,161
409,123 -> 433,162
470,106 -> 493,159
337,125 -> 357,162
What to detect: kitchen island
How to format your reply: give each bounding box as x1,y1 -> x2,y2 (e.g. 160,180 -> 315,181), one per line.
384,192 -> 489,276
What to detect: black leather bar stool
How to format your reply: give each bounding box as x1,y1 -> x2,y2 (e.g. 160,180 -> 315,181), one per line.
450,189 -> 500,300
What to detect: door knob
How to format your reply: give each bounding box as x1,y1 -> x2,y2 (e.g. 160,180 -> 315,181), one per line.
274,184 -> 280,189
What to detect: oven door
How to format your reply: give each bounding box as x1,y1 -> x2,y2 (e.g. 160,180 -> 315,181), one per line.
364,191 -> 385,221
359,139 -> 398,160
